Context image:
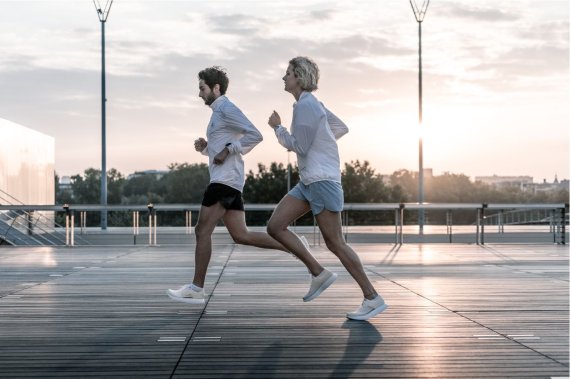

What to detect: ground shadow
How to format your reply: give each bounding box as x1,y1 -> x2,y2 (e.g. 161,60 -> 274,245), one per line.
330,319 -> 384,377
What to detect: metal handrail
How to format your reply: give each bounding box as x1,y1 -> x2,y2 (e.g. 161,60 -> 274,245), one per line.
0,203 -> 567,246
0,190 -> 89,246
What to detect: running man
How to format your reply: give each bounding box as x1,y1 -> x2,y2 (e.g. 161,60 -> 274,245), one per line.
167,66 -> 321,304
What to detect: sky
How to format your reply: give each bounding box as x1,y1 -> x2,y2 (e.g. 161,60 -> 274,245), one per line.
0,0 -> 568,183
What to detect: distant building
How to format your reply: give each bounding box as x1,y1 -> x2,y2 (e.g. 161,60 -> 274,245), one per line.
127,170 -> 168,180
534,175 -> 569,193
475,174 -> 568,193
59,176 -> 72,191
475,175 -> 534,191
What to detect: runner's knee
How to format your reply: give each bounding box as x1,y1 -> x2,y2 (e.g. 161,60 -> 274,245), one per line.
230,231 -> 249,245
194,223 -> 211,240
266,221 -> 282,239
324,235 -> 346,253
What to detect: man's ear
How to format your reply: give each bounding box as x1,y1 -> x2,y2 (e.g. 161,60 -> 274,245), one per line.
213,83 -> 221,95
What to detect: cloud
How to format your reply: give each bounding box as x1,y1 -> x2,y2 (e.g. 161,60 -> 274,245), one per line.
310,8 -> 336,21
443,3 -> 520,21
209,14 -> 265,36
0,1 -> 567,180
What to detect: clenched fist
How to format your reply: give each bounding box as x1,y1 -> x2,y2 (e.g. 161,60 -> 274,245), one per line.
194,138 -> 207,152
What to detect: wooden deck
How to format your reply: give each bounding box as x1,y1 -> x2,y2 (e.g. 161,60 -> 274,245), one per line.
0,242 -> 568,378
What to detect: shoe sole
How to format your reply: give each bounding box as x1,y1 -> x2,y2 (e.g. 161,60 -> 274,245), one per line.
303,272 -> 337,302
167,291 -> 205,304
346,303 -> 389,321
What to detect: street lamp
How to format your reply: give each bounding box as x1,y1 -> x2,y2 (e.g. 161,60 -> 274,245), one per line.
93,0 -> 114,230
410,0 -> 430,235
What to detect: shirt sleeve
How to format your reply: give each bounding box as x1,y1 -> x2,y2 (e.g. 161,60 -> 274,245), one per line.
220,103 -> 263,155
322,103 -> 349,140
274,102 -> 320,157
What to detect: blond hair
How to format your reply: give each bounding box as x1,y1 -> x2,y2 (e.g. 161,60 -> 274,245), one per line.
289,56 -> 319,92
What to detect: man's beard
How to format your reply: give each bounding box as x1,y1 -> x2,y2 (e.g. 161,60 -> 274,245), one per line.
204,92 -> 216,105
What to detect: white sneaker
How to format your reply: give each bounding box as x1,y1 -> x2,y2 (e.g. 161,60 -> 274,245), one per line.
346,295 -> 388,320
303,269 -> 337,302
167,285 -> 206,304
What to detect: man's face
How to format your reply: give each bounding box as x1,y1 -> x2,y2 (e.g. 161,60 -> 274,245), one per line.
198,79 -> 217,106
282,65 -> 299,93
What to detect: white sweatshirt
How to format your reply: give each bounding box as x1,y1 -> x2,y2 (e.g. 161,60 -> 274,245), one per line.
273,91 -> 349,185
201,95 -> 262,192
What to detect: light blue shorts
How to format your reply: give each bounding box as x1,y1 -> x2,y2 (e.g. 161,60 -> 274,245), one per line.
288,180 -> 344,215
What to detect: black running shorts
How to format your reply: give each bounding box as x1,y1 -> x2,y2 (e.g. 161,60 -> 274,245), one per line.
201,183 -> 244,211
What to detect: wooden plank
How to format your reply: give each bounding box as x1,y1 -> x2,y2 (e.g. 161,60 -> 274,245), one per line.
0,243 -> 567,377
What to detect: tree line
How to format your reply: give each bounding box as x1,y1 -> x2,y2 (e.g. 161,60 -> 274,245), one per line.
56,160 -> 568,227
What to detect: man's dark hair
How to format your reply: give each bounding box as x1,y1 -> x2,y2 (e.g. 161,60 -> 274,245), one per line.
198,66 -> 229,95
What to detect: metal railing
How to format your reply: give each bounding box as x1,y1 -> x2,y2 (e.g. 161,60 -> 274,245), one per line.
0,202 -> 567,246
0,190 -> 89,246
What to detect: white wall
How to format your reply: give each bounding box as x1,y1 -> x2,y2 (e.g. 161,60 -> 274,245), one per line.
0,118 -> 55,205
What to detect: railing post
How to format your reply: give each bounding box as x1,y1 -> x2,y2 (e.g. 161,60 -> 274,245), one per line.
394,208 -> 399,245
133,210 -> 139,245
313,216 -> 321,246
480,204 -> 487,245
148,203 -> 155,246
446,210 -> 452,243
476,206 -> 480,245
398,203 -> 405,245
80,211 -> 86,235
70,210 -> 75,247
153,211 -> 157,245
63,204 -> 70,246
186,210 -> 192,234
498,210 -> 504,233
26,211 -> 33,236
559,204 -> 568,245
343,210 -> 348,242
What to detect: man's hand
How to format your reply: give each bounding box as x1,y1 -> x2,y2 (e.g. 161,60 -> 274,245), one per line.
194,138 -> 207,152
268,110 -> 281,129
213,147 -> 230,165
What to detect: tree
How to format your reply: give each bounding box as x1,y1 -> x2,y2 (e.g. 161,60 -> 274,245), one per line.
243,163 -> 302,225
70,168 -> 101,204
244,162 -> 298,203
64,168 -> 127,226
161,163 -> 209,203
389,169 -> 417,201
123,174 -> 162,204
342,160 -> 402,225
155,163 -> 210,226
107,168 -> 125,205
342,160 -> 389,202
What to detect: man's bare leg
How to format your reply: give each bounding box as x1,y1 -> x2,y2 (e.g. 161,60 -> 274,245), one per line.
192,203 -> 227,287
223,210 -> 289,251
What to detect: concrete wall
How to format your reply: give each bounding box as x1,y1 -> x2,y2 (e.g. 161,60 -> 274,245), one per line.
0,118 -> 55,205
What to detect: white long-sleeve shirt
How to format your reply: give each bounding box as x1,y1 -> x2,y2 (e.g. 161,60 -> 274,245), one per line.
201,95 -> 262,191
273,91 -> 349,185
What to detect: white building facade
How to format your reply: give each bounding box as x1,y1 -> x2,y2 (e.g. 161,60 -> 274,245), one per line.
0,118 -> 55,204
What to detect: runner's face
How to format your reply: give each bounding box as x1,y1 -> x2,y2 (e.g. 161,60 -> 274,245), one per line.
198,79 -> 217,106
282,65 -> 300,93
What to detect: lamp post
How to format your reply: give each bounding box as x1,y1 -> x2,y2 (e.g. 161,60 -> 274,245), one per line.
93,0 -> 114,230
410,0 -> 430,235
